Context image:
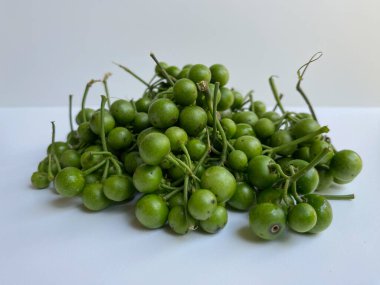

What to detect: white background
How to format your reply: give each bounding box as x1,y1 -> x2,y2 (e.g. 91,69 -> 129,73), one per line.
1,0 -> 380,107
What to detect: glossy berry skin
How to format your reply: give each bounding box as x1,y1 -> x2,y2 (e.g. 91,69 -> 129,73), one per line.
187,138 -> 207,161
200,206 -> 228,234
177,67 -> 190,79
252,101 -> 266,117
137,127 -> 162,146
166,66 -> 181,78
173,78 -> 198,106
233,111 -> 259,127
210,64 -> 229,87
217,87 -> 234,111
82,182 -> 112,211
89,110 -> 116,135
59,150 -> 81,168
261,111 -> 281,122
124,151 -> 143,174
227,182 -> 255,211
228,150 -> 248,171
234,135 -> 262,159
254,118 -> 275,140
247,155 -> 280,190
77,122 -> 97,144
329,150 -> 362,182
288,203 -> 317,233
135,194 -> 169,229
133,164 -> 163,193
168,206 -> 196,235
54,167 -> 85,197
221,118 -> 236,139
309,140 -> 334,165
135,97 -> 151,113
270,130 -> 296,156
148,98 -> 179,129
234,123 -> 254,138
249,203 -> 286,240
31,171 -> 50,189
288,159 -> 319,195
110,99 -> 136,125
80,151 -> 104,170
304,194 -> 333,233
139,133 -> 171,166
188,189 -> 217,221
201,166 -> 236,203
47,142 -> 69,158
179,106 -> 208,136
133,112 -> 151,132
76,108 -> 95,125
103,175 -> 135,202
107,127 -> 133,150
188,64 -> 212,83
164,127 -> 188,153
231,91 -> 244,109
291,118 -> 320,140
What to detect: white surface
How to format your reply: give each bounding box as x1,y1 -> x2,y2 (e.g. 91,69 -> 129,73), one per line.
0,107 -> 379,285
1,0 -> 380,107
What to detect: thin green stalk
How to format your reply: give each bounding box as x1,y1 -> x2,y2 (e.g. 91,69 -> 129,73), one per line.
296,52 -> 323,122
263,126 -> 329,155
320,194 -> 355,200
269,76 -> 285,114
272,94 -> 284,112
109,157 -> 123,175
113,62 -> 150,87
163,187 -> 183,201
290,148 -> 330,183
102,72 -> 112,109
212,82 -> 220,144
99,96 -> 109,152
289,166 -> 303,203
102,159 -> 110,182
150,53 -> 174,86
83,159 -> 108,176
81,79 -> 101,123
69,95 -> 74,132
50,121 -> 61,172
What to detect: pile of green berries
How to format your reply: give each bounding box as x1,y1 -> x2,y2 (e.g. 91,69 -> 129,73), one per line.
30,52 -> 362,240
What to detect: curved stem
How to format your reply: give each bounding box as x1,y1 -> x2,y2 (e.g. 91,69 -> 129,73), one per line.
47,154 -> 54,181
82,158 -> 108,176
102,72 -> 112,109
110,157 -> 123,175
50,121 -> 61,172
290,148 -> 330,183
282,179 -> 290,206
81,79 -> 101,123
184,176 -> 189,221
167,153 -> 199,181
162,187 -> 183,201
320,194 -> 355,200
149,53 -> 174,86
212,82 -> 220,144
272,94 -> 284,112
100,96 -> 109,152
270,163 -> 290,180
102,159 -> 110,182
296,52 -> 323,122
289,166 -> 303,203
263,126 -> 329,155
69,95 -> 74,132
269,76 -> 285,114
113,62 -> 150,87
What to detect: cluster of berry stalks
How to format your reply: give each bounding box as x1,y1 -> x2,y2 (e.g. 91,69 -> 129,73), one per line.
31,52 -> 362,240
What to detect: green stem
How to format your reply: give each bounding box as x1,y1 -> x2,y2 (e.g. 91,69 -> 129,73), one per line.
83,159 -> 108,176
88,151 -> 113,156
289,166 -> 303,203
269,76 -> 285,114
181,144 -> 193,169
290,148 -> 330,183
100,96 -> 109,152
166,153 -> 199,181
270,163 -> 290,180
69,95 -> 74,132
50,121 -> 62,172
212,82 -> 220,144
216,119 -> 228,165
263,126 -> 329,155
162,187 -> 183,201
47,154 -> 54,181
149,53 -> 174,86
110,157 -> 123,175
184,176 -> 189,220
320,194 -> 355,200
102,72 -> 112,109
272,94 -> 284,112
113,62 -> 150,87
102,159 -> 110,182
282,179 -> 291,206
81,79 -> 101,123
296,52 -> 323,122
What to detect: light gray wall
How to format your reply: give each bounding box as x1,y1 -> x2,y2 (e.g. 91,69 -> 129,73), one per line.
1,0 -> 379,107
